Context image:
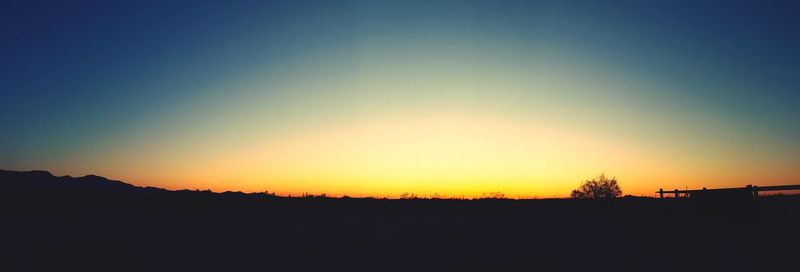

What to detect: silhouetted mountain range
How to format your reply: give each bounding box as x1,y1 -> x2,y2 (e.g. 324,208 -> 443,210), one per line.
3,169 -> 799,271
1,169 -> 138,192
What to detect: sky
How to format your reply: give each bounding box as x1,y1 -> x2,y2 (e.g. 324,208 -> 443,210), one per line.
2,0 -> 799,198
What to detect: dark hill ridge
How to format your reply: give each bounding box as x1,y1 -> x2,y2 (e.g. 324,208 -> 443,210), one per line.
1,169 -> 137,192
2,169 -> 799,271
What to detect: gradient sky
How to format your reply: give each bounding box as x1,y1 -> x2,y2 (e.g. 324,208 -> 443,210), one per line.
2,0 -> 799,197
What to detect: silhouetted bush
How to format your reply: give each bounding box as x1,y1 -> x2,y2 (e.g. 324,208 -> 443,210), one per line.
400,192 -> 419,199
571,174 -> 622,199
479,192 -> 506,199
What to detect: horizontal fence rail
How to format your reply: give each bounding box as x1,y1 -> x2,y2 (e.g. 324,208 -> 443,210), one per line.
656,184 -> 800,198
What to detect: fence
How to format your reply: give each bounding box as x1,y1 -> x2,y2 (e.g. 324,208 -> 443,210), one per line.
657,184 -> 800,199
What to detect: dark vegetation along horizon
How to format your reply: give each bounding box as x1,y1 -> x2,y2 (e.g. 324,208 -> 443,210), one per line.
0,170 -> 649,200
2,169 -> 799,271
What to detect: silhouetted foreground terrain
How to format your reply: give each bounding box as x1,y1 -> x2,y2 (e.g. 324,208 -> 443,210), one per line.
2,170 -> 799,271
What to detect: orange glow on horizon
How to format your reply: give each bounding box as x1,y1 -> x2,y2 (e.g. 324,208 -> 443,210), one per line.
42,111 -> 799,199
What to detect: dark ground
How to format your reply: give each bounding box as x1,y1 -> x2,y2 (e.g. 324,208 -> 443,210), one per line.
2,170 -> 798,271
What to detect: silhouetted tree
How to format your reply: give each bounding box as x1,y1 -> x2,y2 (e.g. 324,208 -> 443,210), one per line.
571,174 -> 622,199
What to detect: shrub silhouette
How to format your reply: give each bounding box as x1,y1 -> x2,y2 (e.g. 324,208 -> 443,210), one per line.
479,191 -> 506,199
571,174 -> 622,199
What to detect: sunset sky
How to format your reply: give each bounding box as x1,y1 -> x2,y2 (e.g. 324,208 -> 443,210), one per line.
2,0 -> 799,197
